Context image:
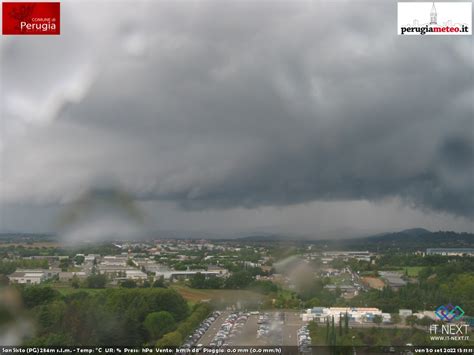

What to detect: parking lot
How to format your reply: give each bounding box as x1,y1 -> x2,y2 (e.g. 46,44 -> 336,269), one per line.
198,311 -> 231,346
197,311 -> 304,346
182,310 -> 224,348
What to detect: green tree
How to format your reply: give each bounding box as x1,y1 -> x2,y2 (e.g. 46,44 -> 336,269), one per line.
153,276 -> 166,288
59,258 -> 71,272
21,286 -> 60,308
0,261 -> 16,275
74,255 -> 85,265
405,315 -> 417,327
391,313 -> 401,324
189,273 -> 206,289
224,271 -> 253,289
0,274 -> 9,286
249,280 -> 278,295
205,276 -> 223,289
144,311 -> 177,340
306,297 -> 321,308
85,274 -> 107,288
325,318 -> 330,343
120,279 -> 137,288
71,275 -> 80,289
417,316 -> 432,326
331,316 -> 336,345
344,311 -> 349,334
25,333 -> 75,346
373,315 -> 382,326
155,330 -> 182,347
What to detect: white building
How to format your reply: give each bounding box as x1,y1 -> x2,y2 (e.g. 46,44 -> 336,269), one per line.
381,313 -> 392,322
155,270 -> 224,281
302,307 -> 383,323
125,270 -> 148,280
59,271 -> 88,282
207,265 -> 229,276
413,311 -> 437,320
101,255 -> 128,266
84,254 -> 100,263
97,264 -> 129,275
399,309 -> 413,317
426,248 -> 474,257
8,270 -> 47,284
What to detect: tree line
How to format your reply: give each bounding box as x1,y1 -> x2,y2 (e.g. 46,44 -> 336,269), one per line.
17,286 -> 190,346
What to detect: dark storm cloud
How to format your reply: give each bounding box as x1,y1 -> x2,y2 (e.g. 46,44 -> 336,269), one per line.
1,0 -> 473,219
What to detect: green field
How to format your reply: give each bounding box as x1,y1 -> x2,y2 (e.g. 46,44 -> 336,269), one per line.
51,284 -> 110,296
402,266 -> 425,277
330,272 -> 353,285
170,284 -> 264,308
51,283 -> 265,307
383,266 -> 425,277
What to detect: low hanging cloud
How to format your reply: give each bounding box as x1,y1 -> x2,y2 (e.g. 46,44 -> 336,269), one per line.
1,0 -> 473,221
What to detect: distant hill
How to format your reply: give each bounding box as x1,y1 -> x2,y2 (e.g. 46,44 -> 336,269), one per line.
235,235 -> 284,242
231,229 -> 474,252
327,229 -> 474,251
1,228 -> 473,251
365,228 -> 431,241
0,233 -> 55,241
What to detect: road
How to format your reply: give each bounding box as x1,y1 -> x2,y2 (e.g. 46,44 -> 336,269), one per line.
281,312 -> 302,346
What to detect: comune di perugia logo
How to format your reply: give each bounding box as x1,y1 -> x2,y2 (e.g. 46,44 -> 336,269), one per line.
435,304 -> 465,322
2,2 -> 60,35
398,2 -> 471,35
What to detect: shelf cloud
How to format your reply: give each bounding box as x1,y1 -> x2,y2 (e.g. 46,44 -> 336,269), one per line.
1,0 -> 472,235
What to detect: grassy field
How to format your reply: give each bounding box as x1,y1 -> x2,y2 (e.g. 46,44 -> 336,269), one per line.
170,284 -> 264,307
330,272 -> 353,285
50,283 -> 264,308
382,266 -> 425,277
402,266 -> 425,277
51,285 -> 106,296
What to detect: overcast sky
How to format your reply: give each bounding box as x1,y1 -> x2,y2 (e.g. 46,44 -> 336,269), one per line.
0,0 -> 473,239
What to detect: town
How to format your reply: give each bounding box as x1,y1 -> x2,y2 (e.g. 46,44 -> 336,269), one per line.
1,230 -> 473,348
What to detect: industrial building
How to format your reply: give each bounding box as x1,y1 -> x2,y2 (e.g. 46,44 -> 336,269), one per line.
426,248 -> 474,256
301,307 -> 387,323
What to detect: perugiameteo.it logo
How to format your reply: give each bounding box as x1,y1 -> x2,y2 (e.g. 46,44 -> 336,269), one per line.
398,2 -> 472,35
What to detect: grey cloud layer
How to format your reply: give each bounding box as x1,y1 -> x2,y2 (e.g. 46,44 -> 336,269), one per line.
1,1 -> 473,218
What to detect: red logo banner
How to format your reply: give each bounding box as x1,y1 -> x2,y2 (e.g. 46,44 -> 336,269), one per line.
2,2 -> 60,35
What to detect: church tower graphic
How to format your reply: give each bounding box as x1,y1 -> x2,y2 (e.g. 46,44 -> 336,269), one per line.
398,1 -> 471,36
430,2 -> 437,24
